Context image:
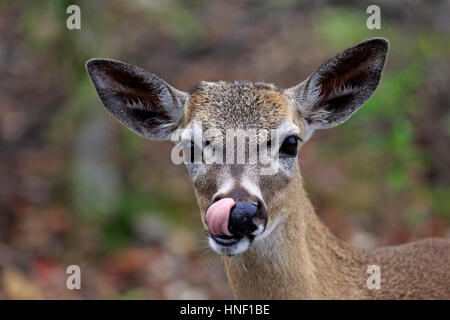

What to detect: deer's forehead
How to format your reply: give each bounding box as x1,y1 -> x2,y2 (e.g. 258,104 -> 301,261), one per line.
184,81 -> 292,130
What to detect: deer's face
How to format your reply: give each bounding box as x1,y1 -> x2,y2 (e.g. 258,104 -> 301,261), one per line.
179,82 -> 304,255
86,38 -> 388,256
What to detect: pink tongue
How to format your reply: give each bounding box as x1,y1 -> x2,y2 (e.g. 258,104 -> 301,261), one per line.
206,198 -> 235,237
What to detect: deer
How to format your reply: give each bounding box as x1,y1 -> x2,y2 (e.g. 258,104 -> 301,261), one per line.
86,38 -> 450,299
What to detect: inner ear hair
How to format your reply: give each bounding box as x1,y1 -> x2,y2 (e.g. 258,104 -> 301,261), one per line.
86,58 -> 188,140
298,38 -> 389,129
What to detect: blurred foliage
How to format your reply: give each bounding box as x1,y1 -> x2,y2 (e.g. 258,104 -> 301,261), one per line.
312,7 -> 450,226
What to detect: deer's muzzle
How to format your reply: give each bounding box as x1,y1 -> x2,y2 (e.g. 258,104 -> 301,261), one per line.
206,197 -> 267,241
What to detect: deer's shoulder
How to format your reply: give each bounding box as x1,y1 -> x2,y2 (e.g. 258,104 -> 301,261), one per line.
367,238 -> 450,299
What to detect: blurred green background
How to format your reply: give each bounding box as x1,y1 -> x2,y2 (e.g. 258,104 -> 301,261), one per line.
0,0 -> 449,299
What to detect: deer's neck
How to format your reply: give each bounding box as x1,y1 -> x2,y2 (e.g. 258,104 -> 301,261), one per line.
223,170 -> 369,299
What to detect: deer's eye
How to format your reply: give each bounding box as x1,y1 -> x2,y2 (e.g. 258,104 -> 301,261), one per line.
280,135 -> 299,157
184,140 -> 201,163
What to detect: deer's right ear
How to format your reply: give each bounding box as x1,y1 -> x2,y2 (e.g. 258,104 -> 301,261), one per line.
86,59 -> 188,140
284,38 -> 388,137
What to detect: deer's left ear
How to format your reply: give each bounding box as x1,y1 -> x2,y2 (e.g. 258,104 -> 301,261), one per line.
285,38 -> 388,131
86,59 -> 189,140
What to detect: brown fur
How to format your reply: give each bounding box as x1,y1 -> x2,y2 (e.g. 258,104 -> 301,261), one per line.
185,82 -> 450,300
86,40 -> 450,299
185,81 -> 289,130
223,170 -> 450,299
185,82 -> 298,230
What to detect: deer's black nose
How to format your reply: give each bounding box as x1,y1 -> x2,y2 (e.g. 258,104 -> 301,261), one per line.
228,201 -> 261,237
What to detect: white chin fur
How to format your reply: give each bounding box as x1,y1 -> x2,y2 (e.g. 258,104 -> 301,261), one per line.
208,236 -> 251,255
208,221 -> 277,255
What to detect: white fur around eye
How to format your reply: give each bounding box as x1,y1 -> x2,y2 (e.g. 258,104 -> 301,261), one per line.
278,157 -> 297,177
185,162 -> 206,181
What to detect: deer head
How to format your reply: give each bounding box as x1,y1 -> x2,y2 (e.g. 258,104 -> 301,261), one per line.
86,38 -> 388,256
